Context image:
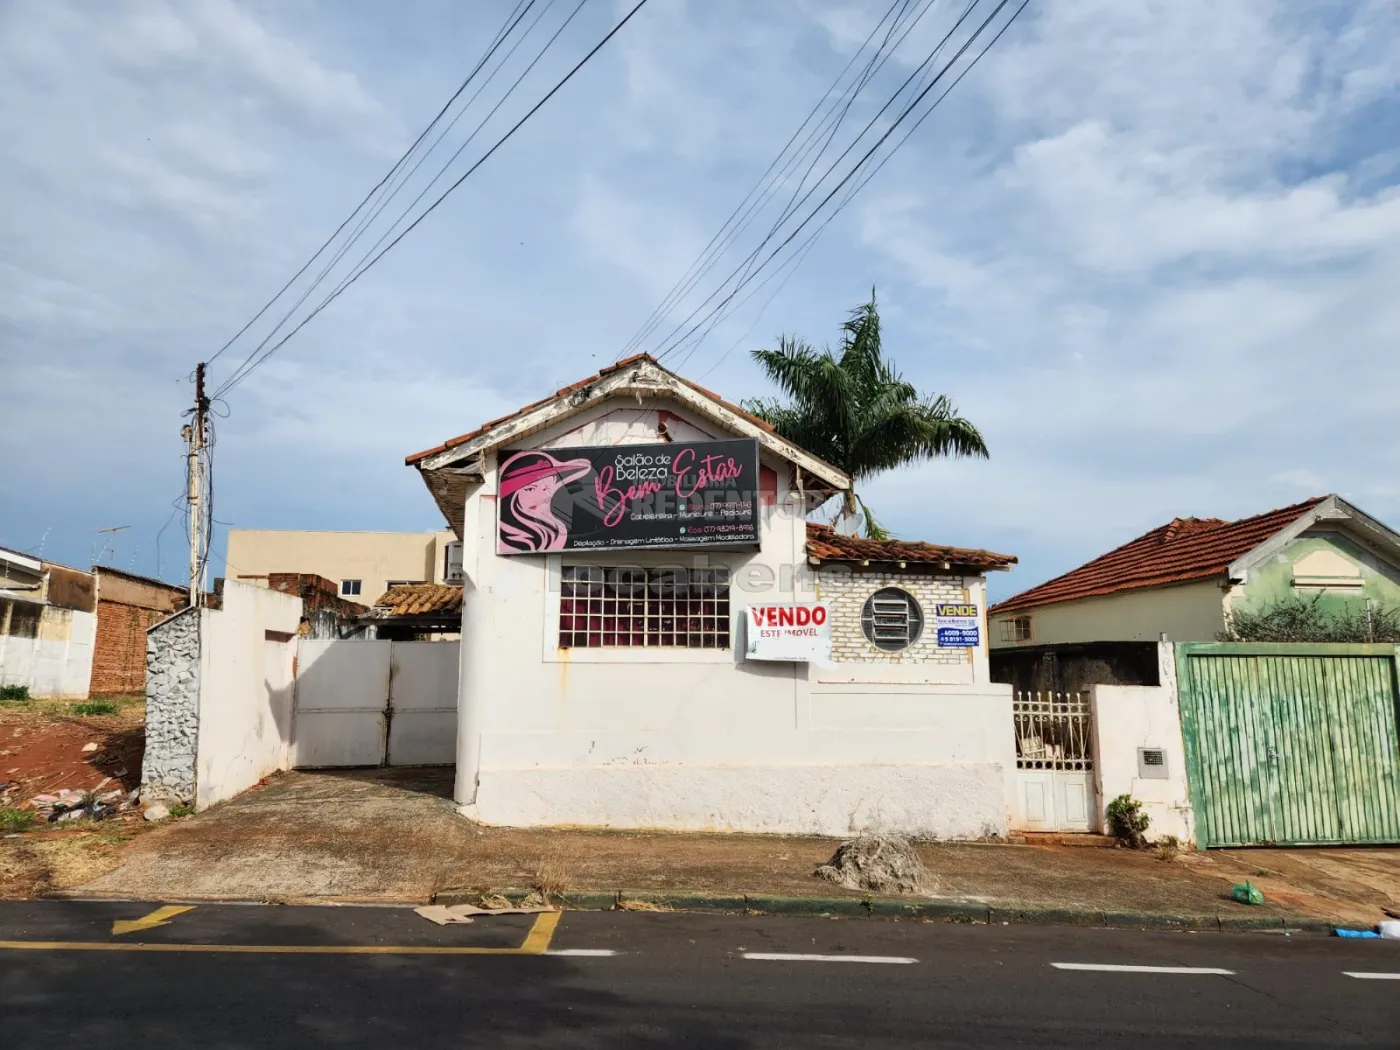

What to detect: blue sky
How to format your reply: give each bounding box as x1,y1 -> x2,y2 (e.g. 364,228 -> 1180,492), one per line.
2,0 -> 1398,601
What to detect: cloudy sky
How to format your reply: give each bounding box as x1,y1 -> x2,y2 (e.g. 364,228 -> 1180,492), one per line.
2,0 -> 1397,601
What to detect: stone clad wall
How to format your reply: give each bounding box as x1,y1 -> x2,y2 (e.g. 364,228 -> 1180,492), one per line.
817,568 -> 972,665
142,608 -> 201,804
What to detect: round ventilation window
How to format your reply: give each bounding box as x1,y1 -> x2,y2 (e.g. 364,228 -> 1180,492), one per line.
860,587 -> 923,652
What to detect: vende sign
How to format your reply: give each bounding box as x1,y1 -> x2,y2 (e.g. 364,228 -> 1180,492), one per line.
745,603 -> 831,663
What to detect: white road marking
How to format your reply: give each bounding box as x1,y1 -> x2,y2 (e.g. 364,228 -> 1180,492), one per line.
742,953 -> 918,964
545,949 -> 619,957
1052,963 -> 1235,975
1344,972 -> 1400,980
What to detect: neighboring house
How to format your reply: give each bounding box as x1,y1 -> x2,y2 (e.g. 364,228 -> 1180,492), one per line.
406,353 -> 1018,838
90,566 -> 187,696
0,547 -> 97,699
989,495 -> 1400,664
366,584 -> 463,640
224,528 -> 461,604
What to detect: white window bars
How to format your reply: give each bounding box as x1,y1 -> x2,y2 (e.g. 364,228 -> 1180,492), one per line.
1013,691 -> 1094,771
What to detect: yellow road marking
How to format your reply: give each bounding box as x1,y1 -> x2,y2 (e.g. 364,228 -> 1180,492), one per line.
0,910 -> 565,957
112,905 -> 195,936
519,910 -> 561,954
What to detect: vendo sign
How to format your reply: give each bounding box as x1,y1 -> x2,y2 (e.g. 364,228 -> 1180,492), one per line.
745,603 -> 832,663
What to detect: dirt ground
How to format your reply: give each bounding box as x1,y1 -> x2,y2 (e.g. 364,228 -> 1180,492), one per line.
0,696 -> 152,897
74,767 -> 1400,924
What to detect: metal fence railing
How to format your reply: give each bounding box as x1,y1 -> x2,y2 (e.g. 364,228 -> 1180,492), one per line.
1013,691 -> 1094,771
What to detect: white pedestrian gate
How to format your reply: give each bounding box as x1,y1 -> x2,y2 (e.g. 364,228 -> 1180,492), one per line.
1012,691 -> 1095,833
292,640 -> 458,768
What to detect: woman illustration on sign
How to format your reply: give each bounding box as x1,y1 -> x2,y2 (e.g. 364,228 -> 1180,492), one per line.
497,450 -> 593,553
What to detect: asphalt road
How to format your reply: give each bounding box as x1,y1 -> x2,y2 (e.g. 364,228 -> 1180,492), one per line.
3,901 -> 1399,1048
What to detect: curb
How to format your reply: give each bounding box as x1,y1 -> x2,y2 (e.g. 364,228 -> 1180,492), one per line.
432,887 -> 1334,934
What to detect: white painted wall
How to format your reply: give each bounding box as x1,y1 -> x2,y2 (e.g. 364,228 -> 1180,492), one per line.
455,398 -> 1015,838
194,580 -> 301,809
0,605 -> 95,699
1089,644 -> 1194,842
991,579 -> 1226,648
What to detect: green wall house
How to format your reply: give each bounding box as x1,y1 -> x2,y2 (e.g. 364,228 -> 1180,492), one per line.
990,494 -> 1400,650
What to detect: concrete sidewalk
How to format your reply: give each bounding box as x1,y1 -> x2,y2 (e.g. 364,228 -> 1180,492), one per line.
67,769 -> 1400,927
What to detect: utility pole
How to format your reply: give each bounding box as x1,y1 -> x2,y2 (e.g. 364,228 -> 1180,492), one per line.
185,362 -> 209,608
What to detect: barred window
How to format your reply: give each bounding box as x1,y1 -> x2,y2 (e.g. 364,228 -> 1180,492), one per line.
559,566 -> 730,649
860,587 -> 923,652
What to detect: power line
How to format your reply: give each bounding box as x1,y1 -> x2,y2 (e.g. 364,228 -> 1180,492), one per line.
657,0 -> 1022,369
204,0 -> 539,373
213,0 -> 652,400
213,0 -> 563,396
690,0 -> 1028,381
648,0 -> 986,364
616,0 -> 920,359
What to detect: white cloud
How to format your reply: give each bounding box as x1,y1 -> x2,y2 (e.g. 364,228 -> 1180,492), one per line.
0,0 -> 1395,607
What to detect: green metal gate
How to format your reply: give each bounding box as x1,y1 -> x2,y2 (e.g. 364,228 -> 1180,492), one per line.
1177,643 -> 1400,847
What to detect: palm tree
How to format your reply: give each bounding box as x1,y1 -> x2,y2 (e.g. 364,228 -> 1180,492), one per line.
742,292 -> 987,539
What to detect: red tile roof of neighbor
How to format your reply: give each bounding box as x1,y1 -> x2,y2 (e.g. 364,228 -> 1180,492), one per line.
372,584 -> 464,617
805,522 -> 1017,570
406,354 -> 776,466
988,496 -> 1328,616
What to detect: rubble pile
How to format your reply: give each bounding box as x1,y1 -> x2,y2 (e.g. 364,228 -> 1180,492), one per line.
28,784 -> 141,824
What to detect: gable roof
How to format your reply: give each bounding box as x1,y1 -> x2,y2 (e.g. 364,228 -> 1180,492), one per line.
407,354 -> 778,466
805,522 -> 1016,572
407,354 -> 851,535
989,496 -> 1328,616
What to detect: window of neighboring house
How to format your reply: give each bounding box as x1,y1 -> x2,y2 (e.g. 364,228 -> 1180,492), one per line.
341,579 -> 362,597
860,587 -> 924,652
999,615 -> 1033,643
559,565 -> 730,649
385,580 -> 425,588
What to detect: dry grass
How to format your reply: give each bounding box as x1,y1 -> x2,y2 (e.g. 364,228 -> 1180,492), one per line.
0,831 -> 132,898
617,899 -> 673,912
0,695 -> 144,725
529,855 -> 572,901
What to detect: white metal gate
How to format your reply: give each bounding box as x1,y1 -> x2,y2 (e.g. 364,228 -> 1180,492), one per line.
1012,691 -> 1095,832
292,640 -> 458,768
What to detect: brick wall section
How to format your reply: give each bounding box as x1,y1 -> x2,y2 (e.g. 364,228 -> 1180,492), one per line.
266,573 -> 367,618
91,600 -> 168,696
817,567 -> 972,664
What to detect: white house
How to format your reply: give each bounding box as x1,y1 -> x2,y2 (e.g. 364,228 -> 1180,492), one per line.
406,354 -> 1020,838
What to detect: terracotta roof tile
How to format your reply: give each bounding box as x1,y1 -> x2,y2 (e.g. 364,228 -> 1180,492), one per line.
406,354 -> 774,466
805,522 -> 1017,571
371,584 -> 463,618
988,496 -> 1328,615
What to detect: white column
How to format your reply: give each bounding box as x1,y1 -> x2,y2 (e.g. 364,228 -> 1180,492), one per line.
455,575 -> 486,805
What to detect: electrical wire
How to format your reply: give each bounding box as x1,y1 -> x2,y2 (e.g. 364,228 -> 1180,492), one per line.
690,0 -> 1028,381
656,0 -> 1022,370
212,0 -> 652,401
616,0 -> 922,359
203,0 -> 538,372
213,0 -> 566,396
653,0 -> 993,364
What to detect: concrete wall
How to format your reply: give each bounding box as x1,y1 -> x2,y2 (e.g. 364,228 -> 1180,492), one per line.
226,528 -> 455,604
194,580 -> 301,809
143,608 -> 201,804
0,602 -> 96,699
1090,643 -> 1194,843
991,579 -> 1226,648
455,398 -> 1015,838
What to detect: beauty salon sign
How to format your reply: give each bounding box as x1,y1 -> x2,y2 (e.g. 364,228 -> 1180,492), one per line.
497,438 -> 760,554
745,603 -> 831,662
